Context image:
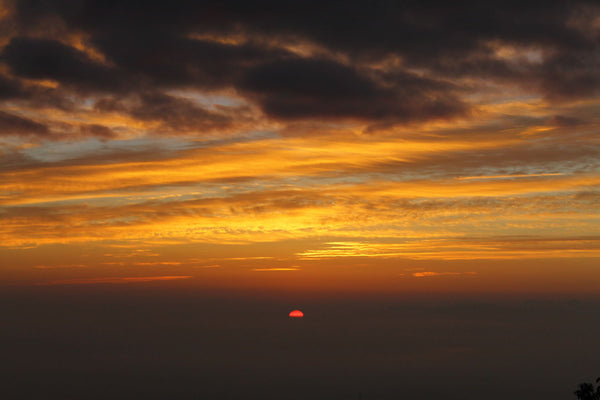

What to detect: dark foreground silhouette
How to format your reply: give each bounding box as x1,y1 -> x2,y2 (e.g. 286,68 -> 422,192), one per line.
575,378 -> 600,400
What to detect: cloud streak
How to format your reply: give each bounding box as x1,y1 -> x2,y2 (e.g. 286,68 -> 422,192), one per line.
412,271 -> 477,278
39,276 -> 194,285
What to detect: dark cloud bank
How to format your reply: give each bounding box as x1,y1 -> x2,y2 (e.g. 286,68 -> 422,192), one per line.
1,0 -> 599,137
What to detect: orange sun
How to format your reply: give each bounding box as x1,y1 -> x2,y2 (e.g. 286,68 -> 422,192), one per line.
289,310 -> 304,318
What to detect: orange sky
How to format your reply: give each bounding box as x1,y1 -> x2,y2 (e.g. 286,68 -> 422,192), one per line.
1,0 -> 599,297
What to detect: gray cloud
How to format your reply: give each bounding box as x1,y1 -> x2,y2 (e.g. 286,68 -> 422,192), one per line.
0,110 -> 49,136
1,0 -> 599,133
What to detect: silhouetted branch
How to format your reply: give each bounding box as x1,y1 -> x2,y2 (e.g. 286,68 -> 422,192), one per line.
574,378 -> 600,400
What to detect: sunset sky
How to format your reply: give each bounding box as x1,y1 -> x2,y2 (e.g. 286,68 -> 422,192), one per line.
1,1 -> 600,399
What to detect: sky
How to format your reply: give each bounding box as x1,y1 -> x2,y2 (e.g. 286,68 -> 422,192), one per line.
1,1 -> 600,399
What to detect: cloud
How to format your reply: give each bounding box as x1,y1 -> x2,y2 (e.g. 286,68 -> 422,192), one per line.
547,115 -> 584,127
455,173 -> 565,181
0,73 -> 24,100
91,32 -> 292,91
77,123 -> 116,138
34,264 -> 87,269
0,110 -> 49,136
238,57 -> 468,123
0,0 -> 599,267
412,271 -> 477,278
0,0 -> 598,138
95,91 -> 256,134
39,275 -> 193,285
1,36 -> 128,93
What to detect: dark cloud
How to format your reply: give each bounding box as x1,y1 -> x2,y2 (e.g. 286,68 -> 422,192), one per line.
0,74 -> 24,99
239,57 -> 467,122
0,111 -> 115,139
4,0 -> 600,128
548,115 -> 584,127
95,92 -> 253,133
18,0 -> 587,55
91,33 -> 292,90
0,110 -> 49,136
1,36 -> 127,92
78,123 -> 116,138
536,51 -> 600,101
0,72 -> 80,113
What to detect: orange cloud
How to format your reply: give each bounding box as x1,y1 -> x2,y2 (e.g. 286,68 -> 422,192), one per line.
455,173 -> 565,180
34,264 -> 87,269
412,271 -> 477,277
251,267 -> 301,271
39,276 -> 193,285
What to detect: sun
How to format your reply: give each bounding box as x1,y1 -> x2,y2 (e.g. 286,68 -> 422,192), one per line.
289,309 -> 304,318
